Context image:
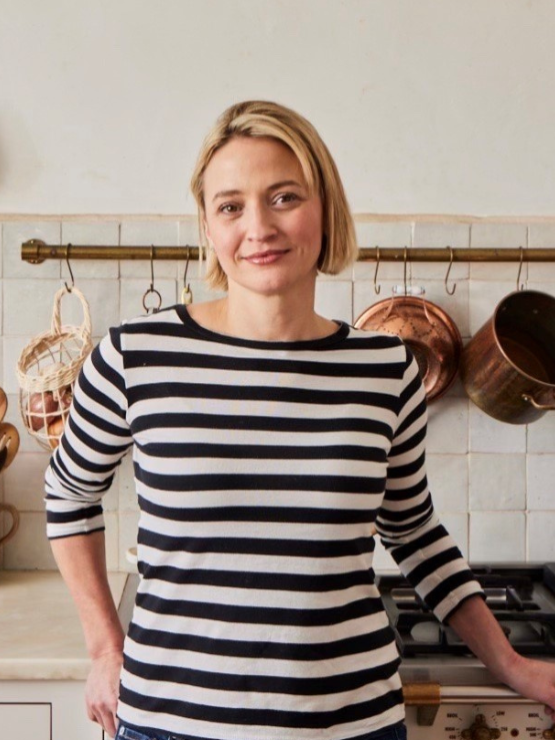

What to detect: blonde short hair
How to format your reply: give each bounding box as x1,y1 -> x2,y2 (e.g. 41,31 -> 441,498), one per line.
190,100 -> 358,291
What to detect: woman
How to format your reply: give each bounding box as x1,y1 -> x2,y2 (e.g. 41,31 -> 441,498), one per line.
45,100 -> 555,740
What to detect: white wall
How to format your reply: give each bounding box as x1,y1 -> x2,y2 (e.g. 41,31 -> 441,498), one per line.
1,0 -> 555,215
1,2 -> 555,571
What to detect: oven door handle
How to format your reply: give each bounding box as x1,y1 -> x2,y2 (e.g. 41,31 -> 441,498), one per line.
440,685 -> 537,704
403,682 -> 536,727
403,682 -> 537,705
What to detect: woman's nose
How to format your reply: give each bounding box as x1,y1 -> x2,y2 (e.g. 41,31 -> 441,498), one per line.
245,203 -> 277,242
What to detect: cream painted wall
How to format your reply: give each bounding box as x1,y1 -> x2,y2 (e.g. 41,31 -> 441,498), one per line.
1,0 -> 554,215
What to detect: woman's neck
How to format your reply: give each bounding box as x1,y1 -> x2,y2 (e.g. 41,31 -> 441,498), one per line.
189,293 -> 338,343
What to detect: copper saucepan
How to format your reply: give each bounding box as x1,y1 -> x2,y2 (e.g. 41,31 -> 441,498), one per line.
460,290 -> 555,424
354,291 -> 462,402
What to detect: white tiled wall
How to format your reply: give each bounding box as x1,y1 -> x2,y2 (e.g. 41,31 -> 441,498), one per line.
1,216 -> 554,573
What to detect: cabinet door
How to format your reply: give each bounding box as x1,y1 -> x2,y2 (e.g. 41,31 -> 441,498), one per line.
0,703 -> 51,740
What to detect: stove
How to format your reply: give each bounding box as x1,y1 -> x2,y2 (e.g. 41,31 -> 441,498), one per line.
377,564 -> 555,739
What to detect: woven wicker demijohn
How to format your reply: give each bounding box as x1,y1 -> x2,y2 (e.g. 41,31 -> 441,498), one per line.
16,286 -> 93,451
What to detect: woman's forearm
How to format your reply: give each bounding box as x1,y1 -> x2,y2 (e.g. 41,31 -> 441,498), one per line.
50,530 -> 124,659
447,594 -> 519,682
448,594 -> 555,712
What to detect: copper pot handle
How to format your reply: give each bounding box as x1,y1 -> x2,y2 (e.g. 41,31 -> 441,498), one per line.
522,393 -> 555,411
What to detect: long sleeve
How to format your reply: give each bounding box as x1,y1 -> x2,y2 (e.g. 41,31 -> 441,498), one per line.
44,327 -> 133,539
376,348 -> 484,623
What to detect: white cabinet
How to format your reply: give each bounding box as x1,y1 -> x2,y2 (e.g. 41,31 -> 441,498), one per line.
0,681 -> 104,740
0,703 -> 51,740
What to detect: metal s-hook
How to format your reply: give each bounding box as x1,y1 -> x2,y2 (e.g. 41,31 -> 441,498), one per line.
444,246 -> 457,295
142,245 -> 162,314
516,246 -> 526,291
64,244 -> 75,292
373,246 -> 381,295
181,246 -> 193,305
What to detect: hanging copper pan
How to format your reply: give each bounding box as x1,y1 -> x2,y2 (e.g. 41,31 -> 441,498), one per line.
460,290 -> 555,424
354,293 -> 462,402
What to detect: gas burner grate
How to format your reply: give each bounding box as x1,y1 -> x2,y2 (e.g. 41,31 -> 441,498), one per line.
379,564 -> 555,658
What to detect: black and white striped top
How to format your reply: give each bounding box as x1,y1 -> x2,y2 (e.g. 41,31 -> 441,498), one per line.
45,305 -> 482,740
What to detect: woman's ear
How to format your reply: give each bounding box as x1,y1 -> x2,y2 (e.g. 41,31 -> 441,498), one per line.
203,219 -> 215,249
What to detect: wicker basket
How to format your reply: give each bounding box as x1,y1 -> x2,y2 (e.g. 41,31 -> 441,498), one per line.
16,286 -> 93,451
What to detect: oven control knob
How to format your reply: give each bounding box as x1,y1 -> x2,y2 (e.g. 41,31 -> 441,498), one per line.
461,714 -> 501,740
542,728 -> 555,739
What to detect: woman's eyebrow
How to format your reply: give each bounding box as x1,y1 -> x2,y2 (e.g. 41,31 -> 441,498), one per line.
212,189 -> 241,202
211,180 -> 305,203
267,179 -> 304,191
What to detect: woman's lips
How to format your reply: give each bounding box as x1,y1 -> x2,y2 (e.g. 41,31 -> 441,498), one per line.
243,250 -> 289,265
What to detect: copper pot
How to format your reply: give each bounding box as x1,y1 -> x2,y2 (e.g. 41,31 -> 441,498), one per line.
460,290 -> 555,424
354,292 -> 462,402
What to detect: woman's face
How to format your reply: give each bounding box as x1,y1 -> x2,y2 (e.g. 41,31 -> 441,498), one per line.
202,136 -> 323,299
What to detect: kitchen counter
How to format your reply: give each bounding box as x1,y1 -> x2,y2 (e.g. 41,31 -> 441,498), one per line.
0,569 -> 128,681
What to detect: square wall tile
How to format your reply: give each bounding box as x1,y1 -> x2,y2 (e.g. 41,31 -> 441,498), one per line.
118,452 -> 138,512
427,397 -> 469,454
102,477 -> 119,513
61,223 -> 119,279
3,221 -> 61,279
469,511 -> 525,563
179,218 -> 201,247
470,223 -> 528,281
353,280 -> 394,322
119,510 -> 140,573
468,280 -> 515,335
469,453 -> 525,510
527,412 -> 555,453
528,512 -> 555,561
527,454 -> 555,510
120,221 -> 179,278
3,279 -> 61,336
427,454 -> 468,512
4,452 -> 52,511
60,278 -> 120,337
315,280 -> 353,324
354,222 -> 412,281
469,405 -> 526,453
183,279 -> 226,306
4,340 -> 33,396
528,225 -> 555,281
372,537 -> 399,573
177,220 -> 209,289
3,511 -> 57,569
412,223 -> 470,281
104,512 -> 119,572
120,279 -> 177,323
439,513 -> 469,560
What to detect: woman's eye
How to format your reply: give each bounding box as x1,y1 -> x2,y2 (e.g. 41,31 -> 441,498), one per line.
218,203 -> 240,214
275,192 -> 299,205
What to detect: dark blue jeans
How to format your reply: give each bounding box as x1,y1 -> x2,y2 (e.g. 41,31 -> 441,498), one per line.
115,720 -> 407,740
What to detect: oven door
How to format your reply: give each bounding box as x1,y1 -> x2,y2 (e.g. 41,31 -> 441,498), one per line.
403,683 -> 554,739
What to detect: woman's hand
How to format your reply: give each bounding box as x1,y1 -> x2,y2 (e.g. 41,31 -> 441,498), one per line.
500,652 -> 555,716
85,650 -> 124,738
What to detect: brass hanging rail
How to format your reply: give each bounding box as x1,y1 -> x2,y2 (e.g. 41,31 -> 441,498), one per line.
21,239 -> 555,263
